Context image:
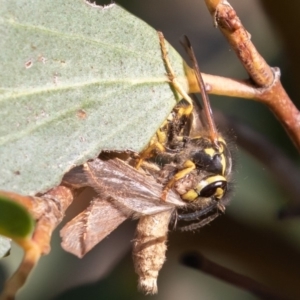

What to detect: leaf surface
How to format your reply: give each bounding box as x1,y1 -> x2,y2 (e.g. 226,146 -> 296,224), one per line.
0,0 -> 188,195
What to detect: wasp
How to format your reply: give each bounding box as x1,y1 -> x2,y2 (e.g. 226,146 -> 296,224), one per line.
137,33 -> 233,231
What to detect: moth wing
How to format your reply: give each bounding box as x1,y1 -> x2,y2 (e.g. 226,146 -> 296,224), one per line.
61,157 -> 186,257
84,158 -> 185,216
60,196 -> 127,258
62,165 -> 88,189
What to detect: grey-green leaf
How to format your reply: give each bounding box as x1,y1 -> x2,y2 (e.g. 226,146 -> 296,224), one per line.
0,0 -> 188,195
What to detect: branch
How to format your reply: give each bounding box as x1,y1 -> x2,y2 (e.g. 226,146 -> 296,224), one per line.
184,0 -> 300,153
0,186 -> 74,300
204,0 -> 274,86
181,251 -> 290,300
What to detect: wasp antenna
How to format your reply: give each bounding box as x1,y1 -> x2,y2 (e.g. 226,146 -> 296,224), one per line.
181,35 -> 219,146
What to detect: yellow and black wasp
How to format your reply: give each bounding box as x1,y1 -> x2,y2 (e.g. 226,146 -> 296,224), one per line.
137,33 -> 233,231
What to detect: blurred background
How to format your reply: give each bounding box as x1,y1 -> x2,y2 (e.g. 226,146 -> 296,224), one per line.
1,0 -> 300,299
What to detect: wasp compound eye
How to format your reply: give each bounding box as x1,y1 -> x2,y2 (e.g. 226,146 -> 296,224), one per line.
199,180 -> 227,199
196,175 -> 227,200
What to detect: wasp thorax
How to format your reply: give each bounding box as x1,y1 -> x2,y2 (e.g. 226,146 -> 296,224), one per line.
190,137 -> 231,177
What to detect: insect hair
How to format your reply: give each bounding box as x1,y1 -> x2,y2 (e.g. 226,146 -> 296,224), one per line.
179,212 -> 220,231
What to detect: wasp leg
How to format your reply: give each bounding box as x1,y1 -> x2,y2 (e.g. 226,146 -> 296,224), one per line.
136,119 -> 169,169
136,140 -> 165,169
137,33 -> 195,169
158,31 -> 194,117
161,160 -> 196,201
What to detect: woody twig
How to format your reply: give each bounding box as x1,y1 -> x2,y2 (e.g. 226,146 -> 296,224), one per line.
0,187 -> 74,300
181,251 -> 287,300
186,0 -> 300,153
